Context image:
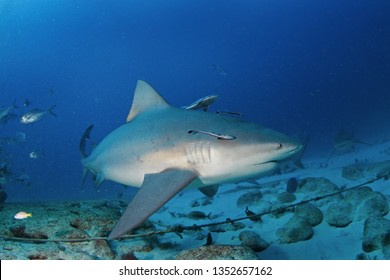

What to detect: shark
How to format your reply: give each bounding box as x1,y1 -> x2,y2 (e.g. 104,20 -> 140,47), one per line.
324,128 -> 372,163
80,80 -> 303,240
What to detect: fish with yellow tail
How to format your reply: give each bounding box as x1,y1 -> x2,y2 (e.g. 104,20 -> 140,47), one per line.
14,211 -> 32,219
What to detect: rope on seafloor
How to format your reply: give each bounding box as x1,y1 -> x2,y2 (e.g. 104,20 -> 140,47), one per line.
1,170 -> 389,244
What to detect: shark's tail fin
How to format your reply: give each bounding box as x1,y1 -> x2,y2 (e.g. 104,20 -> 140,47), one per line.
46,105 -> 57,117
80,125 -> 94,185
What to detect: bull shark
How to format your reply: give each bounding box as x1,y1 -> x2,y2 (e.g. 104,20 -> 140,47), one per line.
80,80 -> 303,240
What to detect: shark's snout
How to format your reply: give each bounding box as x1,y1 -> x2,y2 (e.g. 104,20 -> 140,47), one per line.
279,139 -> 303,159
256,138 -> 303,166
285,142 -> 304,156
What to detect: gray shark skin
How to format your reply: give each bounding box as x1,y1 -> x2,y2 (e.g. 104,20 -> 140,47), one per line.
81,80 -> 303,239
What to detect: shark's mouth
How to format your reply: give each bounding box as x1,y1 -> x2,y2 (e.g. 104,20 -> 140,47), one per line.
278,144 -> 303,160
253,144 -> 303,166
253,160 -> 278,166
288,144 -> 303,155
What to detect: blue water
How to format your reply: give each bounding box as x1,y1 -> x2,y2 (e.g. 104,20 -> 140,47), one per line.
1,0 -> 389,202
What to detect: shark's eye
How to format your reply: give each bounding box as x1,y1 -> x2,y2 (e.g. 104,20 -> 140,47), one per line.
276,143 -> 283,150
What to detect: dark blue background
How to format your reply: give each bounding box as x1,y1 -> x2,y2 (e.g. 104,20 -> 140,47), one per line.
1,0 -> 389,202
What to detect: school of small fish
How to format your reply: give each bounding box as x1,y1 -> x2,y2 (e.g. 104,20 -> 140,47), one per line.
0,93 -> 57,204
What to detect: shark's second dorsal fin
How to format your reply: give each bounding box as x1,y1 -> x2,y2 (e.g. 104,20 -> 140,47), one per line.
126,80 -> 170,122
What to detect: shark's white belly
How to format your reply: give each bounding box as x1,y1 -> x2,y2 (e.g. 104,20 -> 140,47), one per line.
96,137 -> 278,188
93,139 -> 217,188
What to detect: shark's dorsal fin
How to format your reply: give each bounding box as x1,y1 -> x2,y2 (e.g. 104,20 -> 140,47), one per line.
126,80 -> 170,122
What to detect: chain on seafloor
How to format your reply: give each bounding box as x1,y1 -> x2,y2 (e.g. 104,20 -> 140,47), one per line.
0,170 -> 389,243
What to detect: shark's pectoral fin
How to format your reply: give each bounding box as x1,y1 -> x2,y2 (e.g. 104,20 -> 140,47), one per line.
107,169 -> 198,240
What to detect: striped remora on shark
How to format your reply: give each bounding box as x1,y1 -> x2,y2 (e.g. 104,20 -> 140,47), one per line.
80,80 -> 303,240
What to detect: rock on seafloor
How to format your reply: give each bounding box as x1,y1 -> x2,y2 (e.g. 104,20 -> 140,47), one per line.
236,191 -> 263,208
344,186 -> 389,221
276,192 -> 296,204
325,201 -> 354,227
297,177 -> 342,206
276,216 -> 314,243
294,203 -> 323,226
325,186 -> 389,228
176,245 -> 258,260
239,230 -> 269,252
342,164 -> 366,181
342,160 -> 390,181
362,216 -> 390,253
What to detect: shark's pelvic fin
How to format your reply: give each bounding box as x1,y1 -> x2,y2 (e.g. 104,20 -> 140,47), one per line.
80,125 -> 94,186
107,168 -> 198,240
198,184 -> 219,198
94,172 -> 105,186
126,80 -> 170,122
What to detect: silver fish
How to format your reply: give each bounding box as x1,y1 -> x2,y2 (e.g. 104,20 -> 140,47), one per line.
29,150 -> 44,159
0,101 -> 17,122
182,95 -> 218,111
211,63 -> 228,76
20,105 -> 57,124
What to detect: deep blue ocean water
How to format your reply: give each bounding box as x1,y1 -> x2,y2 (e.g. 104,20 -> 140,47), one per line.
0,0 -> 389,202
